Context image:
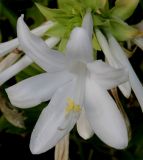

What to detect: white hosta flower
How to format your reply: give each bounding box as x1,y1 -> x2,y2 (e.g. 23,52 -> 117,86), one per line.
96,29 -> 143,111
96,29 -> 131,98
108,34 -> 143,111
6,14 -> 128,154
0,20 -> 54,57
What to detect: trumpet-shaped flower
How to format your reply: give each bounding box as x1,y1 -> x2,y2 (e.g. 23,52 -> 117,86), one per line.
96,29 -> 143,111
6,13 -> 129,154
96,29 -> 131,98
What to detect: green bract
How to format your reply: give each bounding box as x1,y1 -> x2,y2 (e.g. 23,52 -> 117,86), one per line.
82,0 -> 108,11
45,23 -> 66,37
107,18 -> 139,41
110,0 -> 139,20
92,33 -> 101,51
35,3 -> 69,22
93,14 -> 108,26
35,0 -> 140,49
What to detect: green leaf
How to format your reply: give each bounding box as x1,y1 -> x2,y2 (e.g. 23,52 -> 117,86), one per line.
58,0 -> 80,9
108,18 -> 138,41
58,0 -> 85,16
45,15 -> 81,38
16,63 -> 44,82
45,23 -> 66,37
35,3 -> 67,21
93,15 -> 108,27
92,33 -> 101,51
110,0 -> 139,20
68,16 -> 82,28
83,0 -> 108,11
58,38 -> 68,52
26,5 -> 45,29
0,2 -> 17,29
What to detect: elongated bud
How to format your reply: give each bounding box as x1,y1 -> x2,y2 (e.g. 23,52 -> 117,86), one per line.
111,0 -> 139,20
82,10 -> 93,40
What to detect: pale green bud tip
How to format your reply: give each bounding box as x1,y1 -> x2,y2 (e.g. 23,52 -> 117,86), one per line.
111,0 -> 139,20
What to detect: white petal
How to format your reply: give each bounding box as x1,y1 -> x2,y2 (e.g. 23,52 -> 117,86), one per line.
30,80 -> 79,154
129,67 -> 143,111
108,34 -> 143,111
95,29 -> 120,68
134,20 -> 143,31
0,36 -> 60,86
82,10 -> 93,39
0,56 -> 32,85
6,71 -> 73,108
85,78 -> 128,149
17,16 -> 65,72
54,134 -> 69,160
0,20 -> 54,57
118,82 -> 131,98
0,39 -> 19,57
66,27 -> 93,63
96,29 -> 131,97
0,52 -> 21,72
87,60 -> 128,89
31,21 -> 54,37
45,37 -> 60,48
77,109 -> 94,140
133,37 -> 143,51
107,34 -> 131,66
72,62 -> 87,105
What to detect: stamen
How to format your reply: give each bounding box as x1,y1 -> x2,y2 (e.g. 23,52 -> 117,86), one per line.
65,97 -> 81,114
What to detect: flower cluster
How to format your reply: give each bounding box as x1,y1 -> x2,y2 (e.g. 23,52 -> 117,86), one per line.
0,0 -> 143,156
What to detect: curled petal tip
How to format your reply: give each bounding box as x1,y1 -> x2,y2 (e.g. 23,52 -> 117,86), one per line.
30,143 -> 42,155
66,27 -> 93,62
18,15 -> 24,24
105,138 -> 128,150
77,109 -> 94,140
21,14 -> 24,19
82,10 -> 93,39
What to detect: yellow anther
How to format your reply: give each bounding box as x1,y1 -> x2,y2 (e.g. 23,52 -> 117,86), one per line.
65,98 -> 81,114
73,105 -> 81,112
